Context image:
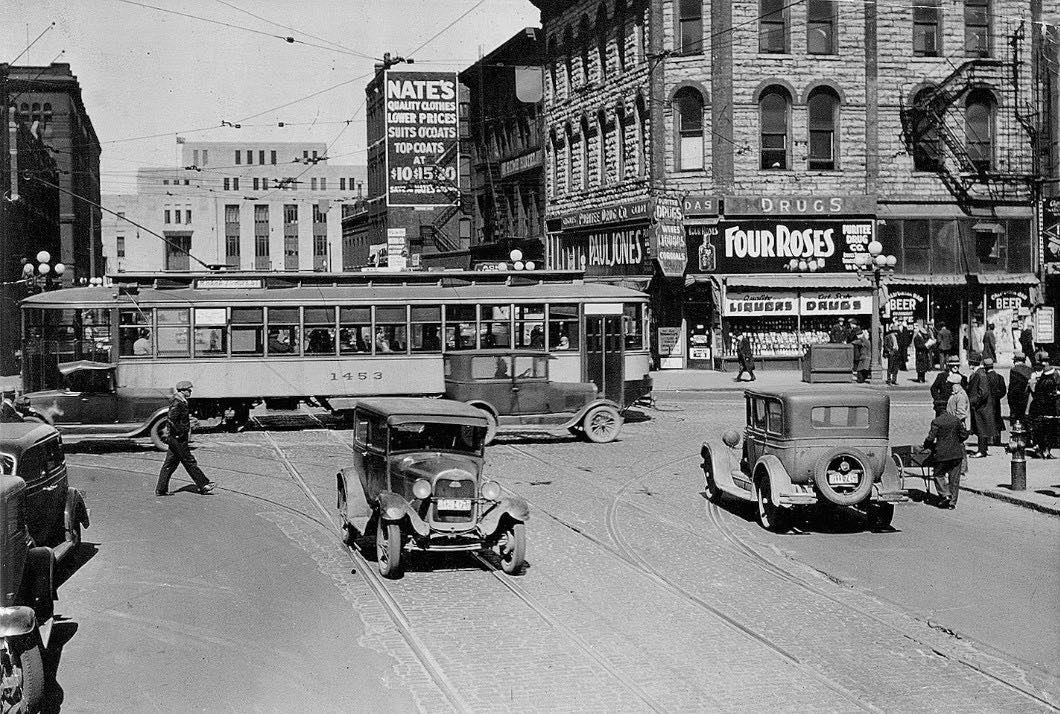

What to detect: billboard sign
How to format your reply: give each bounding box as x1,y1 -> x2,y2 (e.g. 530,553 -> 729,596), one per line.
687,219 -> 878,273
651,196 -> 686,278
384,71 -> 460,207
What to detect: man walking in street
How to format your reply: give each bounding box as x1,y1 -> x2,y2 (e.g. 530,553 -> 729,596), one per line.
735,332 -> 756,382
982,322 -> 997,363
1007,352 -> 1032,431
924,406 -> 971,509
853,328 -> 872,383
155,381 -> 215,496
884,326 -> 900,385
931,355 -> 966,416
967,358 -> 1005,458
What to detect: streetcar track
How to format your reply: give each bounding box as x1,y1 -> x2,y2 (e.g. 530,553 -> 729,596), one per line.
503,442 -> 1060,712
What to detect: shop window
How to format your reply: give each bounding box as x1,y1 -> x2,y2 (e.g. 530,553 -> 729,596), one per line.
974,228 -> 1000,263
375,306 -> 408,353
157,308 -> 190,357
678,0 -> 703,54
304,307 -> 336,355
514,305 -> 546,349
965,0 -> 990,56
339,307 -> 372,354
119,309 -> 151,357
759,87 -> 790,170
445,304 -> 478,350
480,305 -> 512,348
807,88 -> 839,171
912,88 -> 942,172
410,306 -> 442,353
623,304 -> 644,350
965,89 -> 994,173
549,304 -> 580,350
759,0 -> 788,53
194,308 -> 228,357
913,0 -> 942,57
231,307 -> 264,355
807,0 -> 836,54
266,307 -> 299,356
675,88 -> 705,171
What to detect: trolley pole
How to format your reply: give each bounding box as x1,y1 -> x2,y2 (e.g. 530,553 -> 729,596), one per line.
1010,421 -> 1027,491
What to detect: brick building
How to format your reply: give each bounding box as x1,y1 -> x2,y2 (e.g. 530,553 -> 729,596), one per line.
531,0 -> 1057,369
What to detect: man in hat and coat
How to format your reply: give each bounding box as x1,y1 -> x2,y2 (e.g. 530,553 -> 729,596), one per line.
155,380 -> 216,496
1029,353 -> 1059,459
1007,352 -> 1032,430
967,358 -> 1006,458
912,321 -> 933,383
923,405 -> 970,509
930,355 -> 966,416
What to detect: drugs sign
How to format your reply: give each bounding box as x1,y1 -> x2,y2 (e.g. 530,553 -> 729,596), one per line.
384,71 -> 460,207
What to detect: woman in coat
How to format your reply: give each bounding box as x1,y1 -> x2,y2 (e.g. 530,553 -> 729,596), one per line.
853,329 -> 872,383
1028,355 -> 1059,458
912,323 -> 932,383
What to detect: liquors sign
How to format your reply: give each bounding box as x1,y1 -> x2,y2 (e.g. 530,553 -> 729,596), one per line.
384,71 -> 460,207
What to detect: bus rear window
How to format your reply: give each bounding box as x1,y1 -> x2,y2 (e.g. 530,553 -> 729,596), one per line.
811,406 -> 869,428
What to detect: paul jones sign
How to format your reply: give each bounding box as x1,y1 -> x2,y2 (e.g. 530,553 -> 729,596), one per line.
548,226 -> 651,276
724,195 -> 876,216
690,220 -> 876,273
559,199 -> 650,230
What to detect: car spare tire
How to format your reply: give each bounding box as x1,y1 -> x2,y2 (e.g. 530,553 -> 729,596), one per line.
813,447 -> 875,506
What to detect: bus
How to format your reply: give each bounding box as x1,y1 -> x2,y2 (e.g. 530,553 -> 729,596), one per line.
20,270 -> 652,429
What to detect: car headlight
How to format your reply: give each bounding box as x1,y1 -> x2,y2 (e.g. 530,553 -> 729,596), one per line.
412,479 -> 431,500
480,480 -> 500,501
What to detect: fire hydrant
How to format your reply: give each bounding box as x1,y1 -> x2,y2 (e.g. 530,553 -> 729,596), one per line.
1010,421 -> 1027,491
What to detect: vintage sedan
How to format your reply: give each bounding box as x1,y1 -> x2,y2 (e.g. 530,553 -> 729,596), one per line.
701,389 -> 906,532
1,421 -> 90,560
336,398 -> 529,579
443,351 -> 623,444
20,361 -> 172,451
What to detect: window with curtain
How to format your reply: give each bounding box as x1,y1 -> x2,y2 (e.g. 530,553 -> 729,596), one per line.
807,0 -> 836,54
675,88 -> 705,171
964,0 -> 990,56
913,0 -> 942,56
759,0 -> 788,53
679,0 -> 703,54
807,88 -> 839,170
759,88 -> 790,170
965,89 -> 994,172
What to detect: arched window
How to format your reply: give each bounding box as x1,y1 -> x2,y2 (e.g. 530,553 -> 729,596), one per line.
966,89 -> 995,173
580,117 -> 590,190
42,103 -> 52,125
678,0 -> 704,54
615,106 -> 627,180
565,125 -> 575,193
30,103 -> 41,122
597,4 -> 609,80
675,88 -> 705,171
759,87 -> 790,170
598,110 -> 609,185
636,96 -> 648,177
579,15 -> 592,86
563,27 -> 574,95
807,87 -> 839,170
547,37 -> 559,98
549,130 -> 560,198
615,0 -> 627,71
912,88 -> 941,171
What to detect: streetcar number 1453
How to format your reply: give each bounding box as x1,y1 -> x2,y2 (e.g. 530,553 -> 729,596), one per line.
329,371 -> 383,381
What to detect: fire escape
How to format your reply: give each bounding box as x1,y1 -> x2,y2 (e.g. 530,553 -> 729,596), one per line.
900,23 -> 1041,216
422,138 -> 464,253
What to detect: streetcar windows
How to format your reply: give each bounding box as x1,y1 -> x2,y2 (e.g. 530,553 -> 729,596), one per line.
444,305 -> 477,350
156,309 -> 190,357
80,309 -> 112,349
623,304 -> 644,350
194,308 -> 228,357
514,305 -> 545,350
481,305 -> 511,348
231,308 -> 264,355
410,306 -> 442,353
549,304 -> 579,350
339,307 -> 371,354
266,307 -> 299,356
374,306 -> 407,354
119,309 -> 151,357
304,307 -> 336,355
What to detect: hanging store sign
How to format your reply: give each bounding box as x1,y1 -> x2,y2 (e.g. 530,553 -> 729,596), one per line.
548,225 -> 651,276
651,195 -> 687,278
682,194 -> 719,217
887,290 -> 926,323
692,220 -> 877,273
988,289 -> 1030,312
724,194 -> 876,216
800,291 -> 872,315
1043,197 -> 1060,272
384,71 -> 460,207
723,290 -> 798,316
499,149 -> 543,178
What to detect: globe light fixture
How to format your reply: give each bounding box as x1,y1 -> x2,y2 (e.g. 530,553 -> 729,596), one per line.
36,250 -> 51,264
513,260 -> 525,271
22,263 -> 35,277
853,239 -> 898,381
525,261 -> 535,271
509,249 -> 523,262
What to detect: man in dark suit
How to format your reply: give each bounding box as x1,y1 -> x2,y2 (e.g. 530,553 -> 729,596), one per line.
967,358 -> 1006,458
924,409 -> 971,509
1007,351 -> 1032,429
930,355 -> 967,416
155,381 -> 215,496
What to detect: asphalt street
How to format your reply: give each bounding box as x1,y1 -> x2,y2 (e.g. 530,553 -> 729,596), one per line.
44,389 -> 1060,712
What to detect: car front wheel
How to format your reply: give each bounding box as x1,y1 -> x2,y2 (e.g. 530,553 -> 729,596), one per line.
376,518 -> 403,579
1,632 -> 44,714
756,476 -> 790,533
582,405 -> 621,443
497,521 -> 526,575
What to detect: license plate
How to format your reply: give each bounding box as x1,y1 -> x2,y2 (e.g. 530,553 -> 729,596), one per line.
437,498 -> 471,511
827,471 -> 860,486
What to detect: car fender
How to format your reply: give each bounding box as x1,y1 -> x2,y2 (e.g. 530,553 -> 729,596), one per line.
702,442 -> 743,495
875,454 -> 905,497
0,606 -> 38,638
478,496 -> 530,536
136,408 -> 170,436
64,487 -> 90,533
377,491 -> 429,537
564,398 -> 622,429
753,454 -> 794,507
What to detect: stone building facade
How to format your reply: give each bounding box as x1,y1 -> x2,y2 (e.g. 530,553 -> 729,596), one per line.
531,0 -> 1056,369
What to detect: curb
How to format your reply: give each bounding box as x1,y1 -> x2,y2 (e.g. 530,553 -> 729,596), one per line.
653,385 -> 930,394
960,485 -> 1060,517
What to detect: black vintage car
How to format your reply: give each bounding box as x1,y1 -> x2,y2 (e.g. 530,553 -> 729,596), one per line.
336,398 -> 529,579
443,351 -> 623,444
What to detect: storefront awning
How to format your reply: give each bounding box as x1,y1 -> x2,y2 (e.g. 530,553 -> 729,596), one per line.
976,272 -> 1039,285
888,274 -> 967,286
721,273 -> 867,290
583,275 -> 652,292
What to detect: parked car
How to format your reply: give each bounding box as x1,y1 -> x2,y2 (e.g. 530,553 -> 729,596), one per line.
700,388 -> 906,532
0,475 -> 55,714
1,421 -> 90,560
336,398 -> 529,579
20,361 -> 172,451
443,351 -> 623,444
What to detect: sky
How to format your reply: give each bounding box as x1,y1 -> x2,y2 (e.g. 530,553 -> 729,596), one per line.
2,0 -> 540,194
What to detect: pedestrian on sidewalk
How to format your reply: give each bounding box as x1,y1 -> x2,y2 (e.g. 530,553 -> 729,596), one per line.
1028,354 -> 1059,459
828,318 -> 846,344
884,326 -> 900,385
1007,352 -> 1032,431
982,323 -> 997,363
1019,320 -> 1035,359
931,355 -> 966,416
735,332 -> 756,382
967,358 -> 1005,458
898,321 -> 912,371
945,373 -> 969,425
853,328 -> 872,383
912,321 -> 932,383
923,407 -> 970,509
155,381 -> 216,496
937,322 -> 954,364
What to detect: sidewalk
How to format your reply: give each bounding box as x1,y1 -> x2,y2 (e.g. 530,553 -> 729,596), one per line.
650,368 -> 931,393
952,451 -> 1060,517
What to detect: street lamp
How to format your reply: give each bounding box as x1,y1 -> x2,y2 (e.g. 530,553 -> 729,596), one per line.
20,251 -> 65,291
853,240 -> 897,382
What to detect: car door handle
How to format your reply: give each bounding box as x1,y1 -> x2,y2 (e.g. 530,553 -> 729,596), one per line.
81,397 -> 90,402
511,387 -> 519,393
43,484 -> 60,491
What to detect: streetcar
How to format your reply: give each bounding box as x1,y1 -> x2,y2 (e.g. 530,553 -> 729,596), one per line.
20,270 -> 652,430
